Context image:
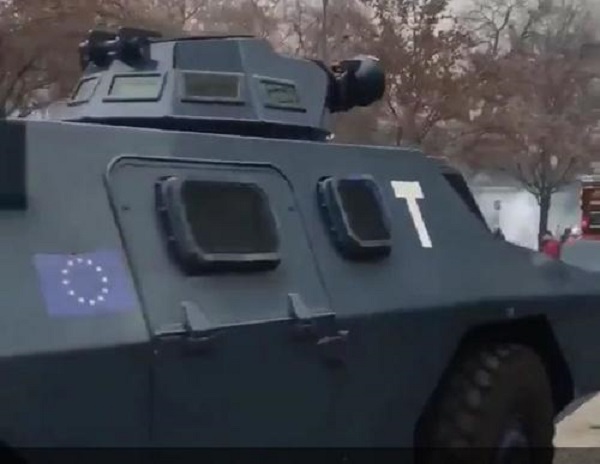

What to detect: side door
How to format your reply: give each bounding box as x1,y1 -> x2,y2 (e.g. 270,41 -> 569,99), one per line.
106,155 -> 339,446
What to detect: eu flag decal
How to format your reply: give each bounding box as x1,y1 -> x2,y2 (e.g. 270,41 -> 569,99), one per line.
33,250 -> 139,317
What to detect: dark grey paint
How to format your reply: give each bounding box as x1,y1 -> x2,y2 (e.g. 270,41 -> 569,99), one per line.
59,38 -> 330,133
0,121 -> 26,209
3,33 -> 600,454
562,240 -> 600,273
2,117 -> 600,450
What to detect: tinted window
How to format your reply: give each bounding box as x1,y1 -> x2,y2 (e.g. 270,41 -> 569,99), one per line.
109,75 -> 163,99
337,179 -> 388,242
261,80 -> 300,107
181,181 -> 277,255
183,72 -> 241,100
581,187 -> 600,207
589,212 -> 600,226
443,173 -> 487,224
72,77 -> 98,102
317,176 -> 391,260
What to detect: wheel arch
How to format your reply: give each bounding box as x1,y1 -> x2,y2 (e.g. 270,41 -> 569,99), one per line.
414,315 -> 573,445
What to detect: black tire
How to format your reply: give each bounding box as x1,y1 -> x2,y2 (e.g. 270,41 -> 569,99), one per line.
416,344 -> 555,464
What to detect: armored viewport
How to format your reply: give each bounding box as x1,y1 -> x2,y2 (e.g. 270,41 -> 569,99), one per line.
50,27 -> 385,141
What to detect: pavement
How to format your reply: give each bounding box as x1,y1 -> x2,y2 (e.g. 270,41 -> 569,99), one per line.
554,393 -> 600,463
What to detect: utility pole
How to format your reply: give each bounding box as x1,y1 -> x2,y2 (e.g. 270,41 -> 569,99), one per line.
320,0 -> 329,64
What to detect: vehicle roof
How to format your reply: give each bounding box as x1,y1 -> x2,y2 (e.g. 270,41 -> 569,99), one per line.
151,34 -> 256,42
49,34 -> 333,139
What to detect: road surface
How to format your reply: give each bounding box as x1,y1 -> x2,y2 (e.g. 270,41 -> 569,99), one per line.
555,393 -> 600,463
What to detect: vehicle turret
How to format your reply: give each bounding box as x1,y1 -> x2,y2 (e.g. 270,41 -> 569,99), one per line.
46,27 -> 385,141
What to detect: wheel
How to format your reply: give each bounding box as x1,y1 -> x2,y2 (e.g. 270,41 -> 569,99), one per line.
415,344 -> 555,464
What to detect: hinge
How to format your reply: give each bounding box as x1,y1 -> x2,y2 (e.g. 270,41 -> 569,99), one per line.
155,301 -> 219,355
287,292 -> 320,341
287,293 -> 349,368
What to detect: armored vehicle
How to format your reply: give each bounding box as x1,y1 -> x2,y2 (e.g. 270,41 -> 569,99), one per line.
3,27 -> 600,463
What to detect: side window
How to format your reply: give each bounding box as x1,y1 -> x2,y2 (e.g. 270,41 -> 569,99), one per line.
104,73 -> 165,102
69,76 -> 100,104
442,173 -> 488,225
317,175 -> 392,260
155,176 -> 281,274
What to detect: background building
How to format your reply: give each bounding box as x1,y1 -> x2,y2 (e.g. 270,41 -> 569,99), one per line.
468,172 -> 580,250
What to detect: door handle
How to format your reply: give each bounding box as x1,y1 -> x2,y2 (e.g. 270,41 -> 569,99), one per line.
287,293 -> 349,368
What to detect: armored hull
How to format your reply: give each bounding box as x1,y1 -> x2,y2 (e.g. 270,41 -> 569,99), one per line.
1,118 -> 600,454
2,28 -> 600,463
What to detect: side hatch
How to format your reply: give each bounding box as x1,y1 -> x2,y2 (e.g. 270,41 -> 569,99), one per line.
106,156 -> 341,446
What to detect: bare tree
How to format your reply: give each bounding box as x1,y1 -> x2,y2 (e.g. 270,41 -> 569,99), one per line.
0,0 -> 386,145
320,0 -> 329,62
275,0 -> 384,144
463,0 -> 599,245
178,0 -> 284,39
0,0 -> 140,114
279,0 -> 327,58
0,0 -> 90,115
360,0 -> 474,147
0,0 -> 217,115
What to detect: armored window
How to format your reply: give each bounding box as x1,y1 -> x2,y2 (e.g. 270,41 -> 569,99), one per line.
180,71 -> 243,103
317,175 -> 391,260
106,73 -> 164,101
156,176 -> 281,274
69,76 -> 99,104
442,172 -> 487,225
256,76 -> 305,112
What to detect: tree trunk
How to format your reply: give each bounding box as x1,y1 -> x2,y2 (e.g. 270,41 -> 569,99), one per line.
388,103 -> 420,147
538,191 -> 552,250
398,106 -> 420,147
320,0 -> 329,63
395,125 -> 403,145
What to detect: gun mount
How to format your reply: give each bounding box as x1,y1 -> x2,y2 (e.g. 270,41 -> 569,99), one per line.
48,27 -> 385,141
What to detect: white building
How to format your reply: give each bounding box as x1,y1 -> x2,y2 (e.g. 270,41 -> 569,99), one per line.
467,172 -> 581,250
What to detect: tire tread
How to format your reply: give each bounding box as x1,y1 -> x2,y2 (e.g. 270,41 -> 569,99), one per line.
416,343 -> 554,464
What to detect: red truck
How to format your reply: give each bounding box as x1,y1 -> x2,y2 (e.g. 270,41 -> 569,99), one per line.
579,175 -> 600,240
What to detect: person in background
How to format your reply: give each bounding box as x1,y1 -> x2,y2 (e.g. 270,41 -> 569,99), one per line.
540,231 -> 561,259
560,228 -> 572,245
569,226 -> 582,241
